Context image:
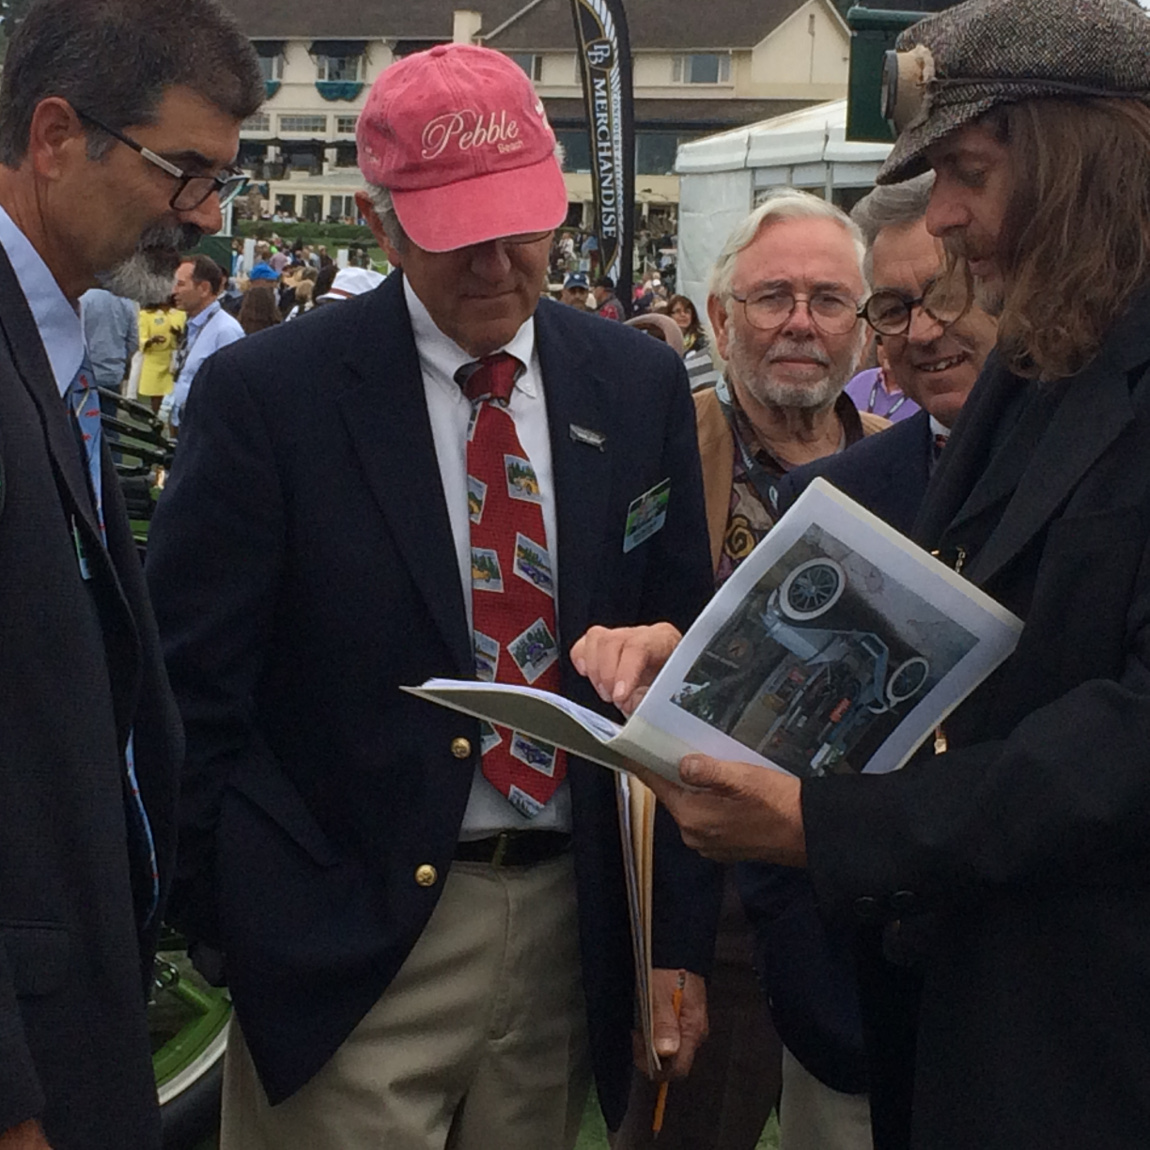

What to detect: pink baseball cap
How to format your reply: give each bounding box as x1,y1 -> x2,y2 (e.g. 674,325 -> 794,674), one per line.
357,44 -> 568,253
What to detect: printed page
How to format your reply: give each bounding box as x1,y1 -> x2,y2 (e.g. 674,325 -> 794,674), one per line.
629,478 -> 1023,779
404,682 -> 698,781
407,480 -> 1023,781
403,680 -> 630,771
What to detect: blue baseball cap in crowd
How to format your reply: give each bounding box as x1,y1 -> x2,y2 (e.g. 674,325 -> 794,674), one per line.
564,272 -> 589,290
248,262 -> 280,281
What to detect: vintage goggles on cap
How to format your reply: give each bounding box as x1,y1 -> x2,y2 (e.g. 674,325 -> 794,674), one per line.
881,46 -> 936,135
880,44 -> 1149,136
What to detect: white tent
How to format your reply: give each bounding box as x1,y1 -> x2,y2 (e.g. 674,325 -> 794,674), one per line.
675,99 -> 892,310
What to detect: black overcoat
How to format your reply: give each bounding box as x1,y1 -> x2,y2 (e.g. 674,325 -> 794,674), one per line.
804,285 -> 1150,1149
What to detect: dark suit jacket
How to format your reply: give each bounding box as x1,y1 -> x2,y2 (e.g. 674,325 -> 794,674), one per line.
145,274 -> 721,1126
776,410 -> 932,537
804,285 -> 1150,1149
727,414 -> 931,1099
772,408 -> 934,1137
0,246 -> 181,1146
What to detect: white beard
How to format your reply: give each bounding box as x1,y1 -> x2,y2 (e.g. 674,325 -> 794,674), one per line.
96,248 -> 179,305
726,329 -> 862,411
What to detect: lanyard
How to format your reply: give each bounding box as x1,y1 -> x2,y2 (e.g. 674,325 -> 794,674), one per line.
715,376 -> 782,512
868,373 -> 908,418
175,302 -> 219,377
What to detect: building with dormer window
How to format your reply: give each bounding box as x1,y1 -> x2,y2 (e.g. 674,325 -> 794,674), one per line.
220,0 -> 852,227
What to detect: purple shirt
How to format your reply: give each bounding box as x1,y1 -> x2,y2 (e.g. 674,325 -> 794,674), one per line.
845,367 -> 920,423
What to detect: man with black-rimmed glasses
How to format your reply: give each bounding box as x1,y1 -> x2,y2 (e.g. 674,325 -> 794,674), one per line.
0,2 -> 261,1147
777,175 -> 999,537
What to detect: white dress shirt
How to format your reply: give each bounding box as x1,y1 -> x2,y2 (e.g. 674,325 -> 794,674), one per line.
404,276 -> 572,837
0,204 -> 84,397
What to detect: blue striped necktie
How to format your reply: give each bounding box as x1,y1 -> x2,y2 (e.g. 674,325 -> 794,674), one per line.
68,357 -> 160,928
67,358 -> 105,536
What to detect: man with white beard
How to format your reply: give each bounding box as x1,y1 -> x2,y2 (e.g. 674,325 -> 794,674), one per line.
618,191 -> 885,1150
695,191 -> 886,586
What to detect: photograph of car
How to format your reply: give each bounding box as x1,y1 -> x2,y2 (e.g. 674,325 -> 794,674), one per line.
671,527 -> 977,777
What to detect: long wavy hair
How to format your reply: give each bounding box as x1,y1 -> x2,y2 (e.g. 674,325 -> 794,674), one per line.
991,98 -> 1150,379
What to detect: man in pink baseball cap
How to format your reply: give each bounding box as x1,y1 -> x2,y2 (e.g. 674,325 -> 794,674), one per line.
354,42 -> 570,358
147,41 -> 720,1150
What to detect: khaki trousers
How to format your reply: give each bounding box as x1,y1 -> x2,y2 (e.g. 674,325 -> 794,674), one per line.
221,854 -> 592,1150
778,1046 -> 873,1150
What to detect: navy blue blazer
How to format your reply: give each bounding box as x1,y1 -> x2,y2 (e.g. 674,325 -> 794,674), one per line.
775,410 -> 933,536
734,412 -> 932,1097
145,273 -> 721,1126
768,407 -> 933,1128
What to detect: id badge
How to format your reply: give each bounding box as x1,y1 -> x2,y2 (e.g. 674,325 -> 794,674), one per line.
623,478 -> 671,553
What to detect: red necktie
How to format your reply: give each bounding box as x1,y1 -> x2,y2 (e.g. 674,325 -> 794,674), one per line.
462,353 -> 566,818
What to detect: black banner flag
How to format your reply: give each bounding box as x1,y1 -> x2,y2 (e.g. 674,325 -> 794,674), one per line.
569,0 -> 634,312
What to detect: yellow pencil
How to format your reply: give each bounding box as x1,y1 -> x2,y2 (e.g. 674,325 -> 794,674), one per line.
652,971 -> 686,1137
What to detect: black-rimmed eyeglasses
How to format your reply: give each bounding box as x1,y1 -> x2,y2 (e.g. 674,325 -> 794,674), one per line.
75,109 -> 248,211
860,279 -> 968,337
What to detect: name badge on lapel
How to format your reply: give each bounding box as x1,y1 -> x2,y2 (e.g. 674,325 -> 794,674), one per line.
569,423 -> 606,451
623,478 -> 671,553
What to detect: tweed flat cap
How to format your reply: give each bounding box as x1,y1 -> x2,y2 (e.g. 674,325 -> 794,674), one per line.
877,0 -> 1150,184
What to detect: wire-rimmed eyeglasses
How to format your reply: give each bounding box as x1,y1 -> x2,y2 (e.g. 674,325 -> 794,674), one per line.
729,289 -> 862,335
75,109 -> 248,211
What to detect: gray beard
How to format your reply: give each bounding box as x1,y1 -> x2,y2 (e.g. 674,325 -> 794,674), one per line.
96,223 -> 202,305
727,333 -> 859,412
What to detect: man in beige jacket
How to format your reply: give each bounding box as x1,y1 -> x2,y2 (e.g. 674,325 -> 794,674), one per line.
615,190 -> 885,1150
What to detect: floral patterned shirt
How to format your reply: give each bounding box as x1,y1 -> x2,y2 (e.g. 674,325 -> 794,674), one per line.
714,377 -> 867,587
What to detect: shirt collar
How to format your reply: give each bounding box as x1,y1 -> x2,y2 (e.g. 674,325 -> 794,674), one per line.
187,299 -> 221,331
929,414 -> 949,440
404,274 -> 538,400
0,203 -> 85,397
718,375 -> 862,479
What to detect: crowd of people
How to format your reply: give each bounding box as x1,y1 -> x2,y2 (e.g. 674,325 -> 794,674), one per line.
73,242 -> 387,432
3,0 -> 1150,1149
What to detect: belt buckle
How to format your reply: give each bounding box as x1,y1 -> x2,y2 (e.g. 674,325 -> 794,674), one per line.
490,830 -> 512,867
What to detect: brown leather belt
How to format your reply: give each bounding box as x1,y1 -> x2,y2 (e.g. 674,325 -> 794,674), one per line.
454,830 -> 572,867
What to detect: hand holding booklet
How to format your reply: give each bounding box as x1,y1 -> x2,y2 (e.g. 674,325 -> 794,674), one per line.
406,478 -> 1024,1074
405,479 -> 1024,782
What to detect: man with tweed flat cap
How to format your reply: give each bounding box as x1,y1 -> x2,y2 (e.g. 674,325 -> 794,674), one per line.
572,0 -> 1150,1146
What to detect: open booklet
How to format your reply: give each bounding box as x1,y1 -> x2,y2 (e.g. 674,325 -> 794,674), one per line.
404,478 -> 1024,782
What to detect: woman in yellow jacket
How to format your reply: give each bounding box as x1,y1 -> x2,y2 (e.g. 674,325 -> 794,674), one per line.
138,302 -> 186,412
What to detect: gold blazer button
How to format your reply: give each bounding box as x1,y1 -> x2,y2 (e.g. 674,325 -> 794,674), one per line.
450,737 -> 472,759
415,864 -> 438,887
